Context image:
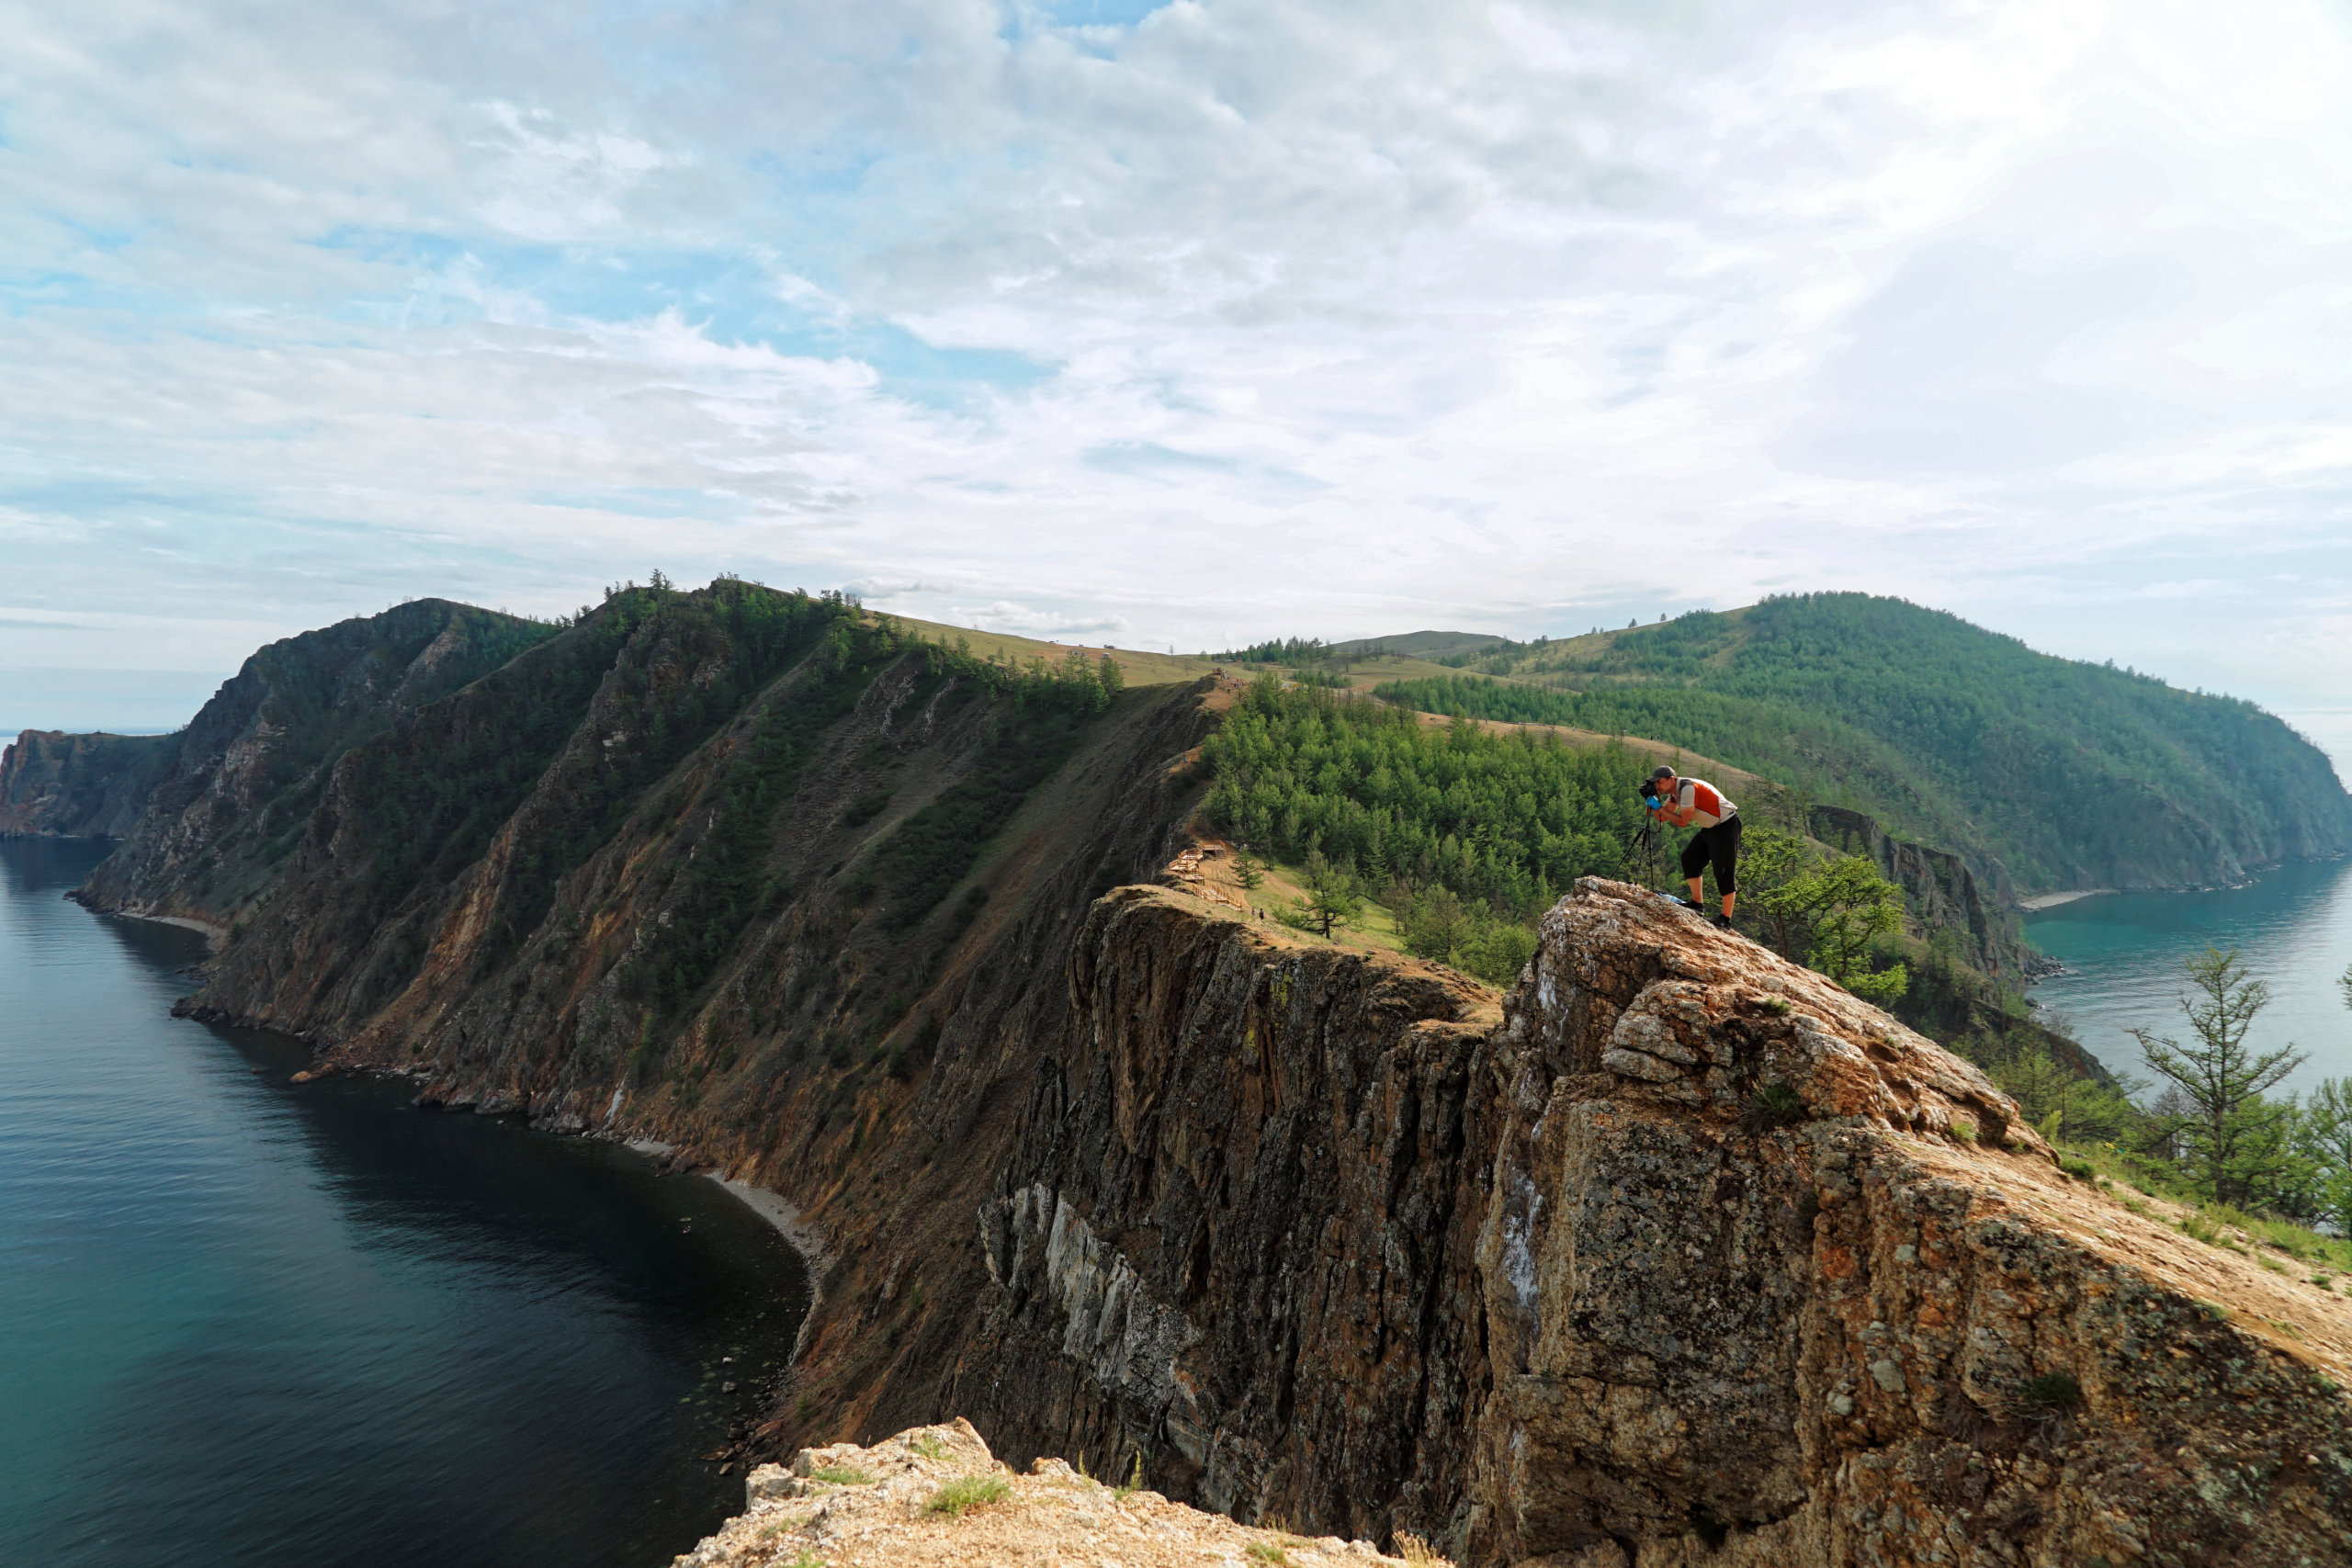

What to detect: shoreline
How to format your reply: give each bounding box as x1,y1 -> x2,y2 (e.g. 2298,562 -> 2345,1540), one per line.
104,907 -> 229,952
2018,888 -> 2116,911
717,1177 -> 831,1364
628,1138 -> 831,1363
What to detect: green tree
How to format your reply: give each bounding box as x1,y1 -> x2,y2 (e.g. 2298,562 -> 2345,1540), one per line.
1296,849 -> 1362,939
1731,825 -> 1819,961
2128,947 -> 2305,1208
1232,850 -> 1264,891
2294,1079 -> 2352,1236
1804,855 -> 1908,1004
1987,1038 -> 2139,1145
1732,824 -> 1907,1001
1400,886 -> 1476,964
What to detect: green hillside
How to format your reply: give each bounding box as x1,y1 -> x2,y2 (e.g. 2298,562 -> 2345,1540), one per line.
1372,593 -> 2352,896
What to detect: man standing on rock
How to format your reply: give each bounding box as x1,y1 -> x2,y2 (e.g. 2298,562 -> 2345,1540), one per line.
1644,766 -> 1739,929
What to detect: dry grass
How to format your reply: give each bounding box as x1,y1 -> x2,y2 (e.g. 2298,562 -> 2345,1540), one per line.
926,1475 -> 1011,1517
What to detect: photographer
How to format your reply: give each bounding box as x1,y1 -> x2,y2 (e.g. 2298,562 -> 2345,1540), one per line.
1641,766 -> 1739,928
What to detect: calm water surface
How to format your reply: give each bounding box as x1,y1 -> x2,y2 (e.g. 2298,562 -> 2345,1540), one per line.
2026,856 -> 2352,1097
0,838 -> 808,1568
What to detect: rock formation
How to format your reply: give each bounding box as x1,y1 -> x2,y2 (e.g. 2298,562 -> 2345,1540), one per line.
58,586 -> 2352,1563
957,876 -> 2352,1563
673,1418 -> 1427,1568
0,729 -> 175,838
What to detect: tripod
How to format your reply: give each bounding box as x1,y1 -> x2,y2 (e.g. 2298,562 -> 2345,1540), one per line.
1621,817 -> 1663,893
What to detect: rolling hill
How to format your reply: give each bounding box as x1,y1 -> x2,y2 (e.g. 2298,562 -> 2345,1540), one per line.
1364,593 -> 2352,897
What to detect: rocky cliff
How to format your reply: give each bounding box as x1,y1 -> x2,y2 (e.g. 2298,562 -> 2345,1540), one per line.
0,728 -> 175,838
74,588 -> 2352,1565
74,597 -> 553,922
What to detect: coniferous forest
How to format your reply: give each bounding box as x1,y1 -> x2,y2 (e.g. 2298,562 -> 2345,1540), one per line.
1373,592 -> 2351,896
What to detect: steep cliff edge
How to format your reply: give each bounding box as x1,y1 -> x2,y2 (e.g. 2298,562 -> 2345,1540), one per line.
1463,882 -> 2351,1564
0,729 -> 175,837
73,598 -> 554,921
956,878 -> 2352,1564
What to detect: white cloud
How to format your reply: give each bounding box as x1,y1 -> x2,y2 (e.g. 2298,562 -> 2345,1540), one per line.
6,0 -> 2352,726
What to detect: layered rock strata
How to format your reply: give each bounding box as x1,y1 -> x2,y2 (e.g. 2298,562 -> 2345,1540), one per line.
969,877 -> 2352,1565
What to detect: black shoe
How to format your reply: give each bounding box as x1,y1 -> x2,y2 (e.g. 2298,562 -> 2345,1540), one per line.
1712,913 -> 1734,930
1670,896 -> 1703,910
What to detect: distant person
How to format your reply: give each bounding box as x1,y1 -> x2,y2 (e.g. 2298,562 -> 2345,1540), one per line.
1644,766 -> 1739,928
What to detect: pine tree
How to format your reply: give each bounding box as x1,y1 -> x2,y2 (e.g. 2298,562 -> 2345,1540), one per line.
2129,947 -> 2305,1208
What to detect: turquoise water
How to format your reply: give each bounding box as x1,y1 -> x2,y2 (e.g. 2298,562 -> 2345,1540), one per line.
0,838 -> 809,1567
2025,856 -> 2352,1098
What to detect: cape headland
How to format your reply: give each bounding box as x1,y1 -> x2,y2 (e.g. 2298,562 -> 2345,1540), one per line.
30,584 -> 2352,1564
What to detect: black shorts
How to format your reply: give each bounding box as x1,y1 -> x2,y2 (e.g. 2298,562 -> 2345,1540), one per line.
1679,816 -> 1741,893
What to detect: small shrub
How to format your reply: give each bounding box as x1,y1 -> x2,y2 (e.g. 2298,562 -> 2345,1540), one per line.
1757,996 -> 1791,1017
2258,1256 -> 2286,1274
1951,1118 -> 1977,1144
2060,1156 -> 2097,1181
2176,1211 -> 2247,1254
910,1432 -> 948,1461
2197,1299 -> 2232,1323
1114,1452 -> 1145,1501
2017,1372 -> 2082,1410
2313,1275 -> 2335,1291
1246,1545 -> 1290,1566
1394,1533 -> 1445,1566
794,1393 -> 815,1422
1743,1082 -> 1807,1133
841,789 -> 894,828
927,1474 -> 1011,1517
810,1466 -> 875,1485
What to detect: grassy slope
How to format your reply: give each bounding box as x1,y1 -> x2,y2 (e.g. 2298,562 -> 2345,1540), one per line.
1369,594 -> 2352,896
888,615 -> 1218,687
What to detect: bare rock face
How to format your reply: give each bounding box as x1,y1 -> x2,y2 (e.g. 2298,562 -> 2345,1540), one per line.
0,729 -> 176,839
957,874 -> 2352,1563
1462,877 -> 2352,1565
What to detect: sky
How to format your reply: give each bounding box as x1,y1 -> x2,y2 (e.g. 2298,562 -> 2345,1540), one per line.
5,0 -> 2351,761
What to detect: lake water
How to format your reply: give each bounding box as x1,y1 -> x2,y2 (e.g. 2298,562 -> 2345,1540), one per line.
2026,856 -> 2352,1099
0,838 -> 809,1568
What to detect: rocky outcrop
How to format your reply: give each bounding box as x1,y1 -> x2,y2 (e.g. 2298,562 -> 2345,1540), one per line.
925,874 -> 2352,1564
0,729 -> 175,838
674,1419 -> 1427,1568
75,598 -> 548,923
1459,881 -> 2351,1564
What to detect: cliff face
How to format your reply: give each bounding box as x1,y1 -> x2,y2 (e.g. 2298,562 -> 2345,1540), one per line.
0,729 -> 176,838
82,592 -> 2352,1565
952,878 -> 2352,1564
75,598 -> 553,923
